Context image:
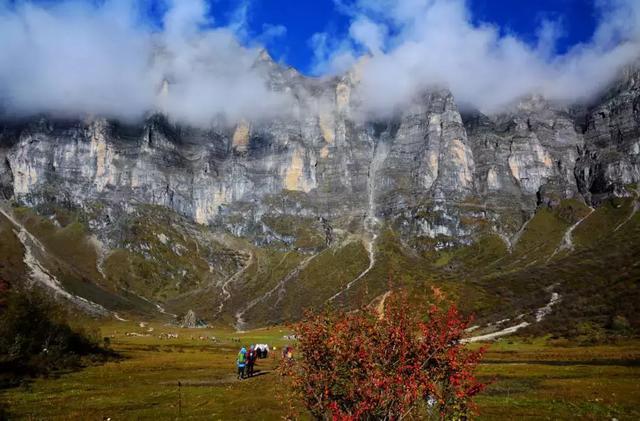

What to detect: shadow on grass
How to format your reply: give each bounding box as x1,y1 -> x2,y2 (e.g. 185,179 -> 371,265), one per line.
161,370 -> 272,387
245,369 -> 270,378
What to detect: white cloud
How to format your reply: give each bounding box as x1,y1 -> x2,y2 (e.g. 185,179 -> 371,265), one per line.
0,0 -> 292,126
313,0 -> 640,116
349,17 -> 387,55
260,23 -> 287,42
309,31 -> 359,75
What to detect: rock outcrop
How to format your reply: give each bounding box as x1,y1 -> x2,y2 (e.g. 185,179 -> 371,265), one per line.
181,310 -> 198,328
575,64 -> 640,203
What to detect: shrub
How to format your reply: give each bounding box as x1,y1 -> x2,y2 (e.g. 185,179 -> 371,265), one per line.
281,292 -> 487,420
0,290 -> 115,387
574,322 -> 608,345
610,315 -> 631,332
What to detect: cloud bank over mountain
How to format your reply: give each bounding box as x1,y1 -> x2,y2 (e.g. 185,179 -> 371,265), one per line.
313,0 -> 640,115
0,0 -> 639,125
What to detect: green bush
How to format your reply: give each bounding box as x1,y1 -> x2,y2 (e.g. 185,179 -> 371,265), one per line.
610,315 -> 631,332
0,290 -> 116,387
574,322 -> 608,345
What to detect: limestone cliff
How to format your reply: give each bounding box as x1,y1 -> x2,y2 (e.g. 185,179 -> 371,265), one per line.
1,61 -> 639,249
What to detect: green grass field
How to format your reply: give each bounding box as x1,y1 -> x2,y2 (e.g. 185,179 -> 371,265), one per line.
1,321 -> 638,420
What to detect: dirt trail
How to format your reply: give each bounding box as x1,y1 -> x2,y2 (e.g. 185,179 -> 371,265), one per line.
463,291 -> 560,343
121,287 -> 177,318
374,291 -> 392,319
547,207 -> 595,262
234,249 -> 326,331
325,236 -> 374,303
560,207 -> 594,251
508,213 -> 535,251
215,250 -> 254,317
614,189 -> 640,232
87,234 -> 109,280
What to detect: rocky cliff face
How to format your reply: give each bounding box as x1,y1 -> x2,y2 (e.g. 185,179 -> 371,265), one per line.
1,60 -> 639,252
575,65 -> 640,202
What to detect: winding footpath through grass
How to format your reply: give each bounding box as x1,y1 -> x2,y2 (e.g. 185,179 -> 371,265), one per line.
615,187 -> 640,232
234,249 -> 325,330
215,250 -> 254,317
463,291 -> 561,343
547,206 -> 595,262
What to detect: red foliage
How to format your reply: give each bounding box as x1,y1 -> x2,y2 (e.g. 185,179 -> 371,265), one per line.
281,292 -> 487,420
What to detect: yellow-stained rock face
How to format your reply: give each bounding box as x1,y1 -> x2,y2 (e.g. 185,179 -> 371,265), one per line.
13,161 -> 38,195
194,187 -> 230,224
319,112 -> 335,145
533,143 -> 553,168
428,150 -> 439,172
336,83 -> 351,112
508,155 -> 521,181
423,149 -> 439,189
284,148 -> 314,192
507,138 -> 555,193
89,121 -> 114,192
232,121 -> 250,153
320,145 -> 330,159
335,56 -> 367,113
449,139 -> 474,187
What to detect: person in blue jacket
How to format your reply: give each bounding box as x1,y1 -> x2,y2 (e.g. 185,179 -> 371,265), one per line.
236,346 -> 247,379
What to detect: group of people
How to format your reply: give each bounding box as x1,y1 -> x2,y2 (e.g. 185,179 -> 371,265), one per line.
236,344 -> 269,379
235,343 -> 296,380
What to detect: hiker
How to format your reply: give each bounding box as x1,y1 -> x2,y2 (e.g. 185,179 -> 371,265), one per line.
236,346 -> 247,380
246,345 -> 257,377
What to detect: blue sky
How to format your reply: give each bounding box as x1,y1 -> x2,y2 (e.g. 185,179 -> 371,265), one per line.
204,0 -> 599,74
2,0 -> 603,74
212,0 -> 347,73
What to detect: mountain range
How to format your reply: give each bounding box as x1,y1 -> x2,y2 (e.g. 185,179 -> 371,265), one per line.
0,53 -> 638,338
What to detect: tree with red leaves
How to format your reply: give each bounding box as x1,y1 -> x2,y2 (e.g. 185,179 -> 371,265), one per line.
280,292 -> 487,420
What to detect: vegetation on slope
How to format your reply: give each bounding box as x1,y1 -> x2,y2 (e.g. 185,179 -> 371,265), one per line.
423,198 -> 640,339
1,195 -> 638,340
0,212 -> 26,289
0,290 -> 116,389
104,205 -> 242,302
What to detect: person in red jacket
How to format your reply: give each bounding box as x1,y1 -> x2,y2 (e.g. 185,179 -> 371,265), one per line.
246,344 -> 257,377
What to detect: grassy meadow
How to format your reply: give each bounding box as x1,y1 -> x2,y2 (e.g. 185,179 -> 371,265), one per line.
0,320 -> 638,420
